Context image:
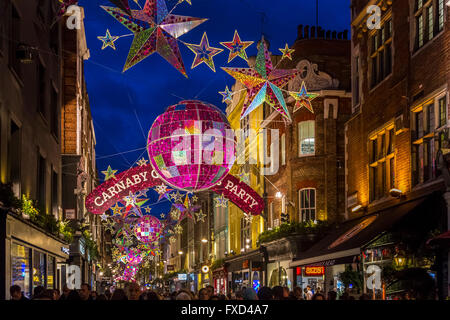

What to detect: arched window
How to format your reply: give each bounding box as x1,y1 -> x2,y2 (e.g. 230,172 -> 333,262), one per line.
299,188 -> 316,222
298,120 -> 315,156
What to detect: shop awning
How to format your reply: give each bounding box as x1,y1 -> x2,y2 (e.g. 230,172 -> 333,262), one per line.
290,197 -> 427,268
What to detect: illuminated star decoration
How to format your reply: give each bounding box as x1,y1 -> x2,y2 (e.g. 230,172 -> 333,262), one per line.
222,37 -> 299,122
185,32 -> 223,72
237,170 -> 250,184
179,0 -> 192,4
170,191 -> 184,203
170,208 -> 181,221
144,206 -> 152,213
174,224 -> 183,234
169,236 -> 176,243
194,210 -> 206,223
111,203 -> 123,216
102,0 -> 207,75
108,0 -> 133,15
279,44 -> 295,61
219,86 -> 233,103
289,82 -> 319,113
102,165 -> 118,181
154,184 -> 173,202
243,213 -> 253,223
100,213 -> 109,221
137,157 -> 148,166
191,195 -> 198,203
214,194 -> 228,208
160,213 -> 165,219
97,29 -> 120,50
220,30 -> 253,63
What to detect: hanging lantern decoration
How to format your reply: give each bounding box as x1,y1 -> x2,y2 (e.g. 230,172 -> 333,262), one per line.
147,100 -> 236,192
134,215 -> 162,243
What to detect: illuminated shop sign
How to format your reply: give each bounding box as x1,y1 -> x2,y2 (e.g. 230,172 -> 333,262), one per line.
304,266 -> 325,276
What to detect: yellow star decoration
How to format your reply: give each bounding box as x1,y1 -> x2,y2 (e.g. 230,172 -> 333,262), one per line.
145,207 -> 152,213
97,29 -> 120,50
137,158 -> 148,166
179,0 -> 192,4
279,44 -> 295,60
160,213 -> 165,219
111,203 -> 122,215
101,165 -> 118,180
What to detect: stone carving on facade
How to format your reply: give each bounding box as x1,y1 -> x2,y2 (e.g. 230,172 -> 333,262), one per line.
288,59 -> 339,92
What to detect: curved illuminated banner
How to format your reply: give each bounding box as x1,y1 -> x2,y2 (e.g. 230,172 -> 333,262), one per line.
85,164 -> 264,216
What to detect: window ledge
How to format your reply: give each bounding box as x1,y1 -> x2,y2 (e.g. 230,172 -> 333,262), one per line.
411,29 -> 444,58
369,74 -> 393,95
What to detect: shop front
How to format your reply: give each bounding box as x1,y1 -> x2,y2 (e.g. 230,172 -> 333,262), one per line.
212,267 -> 227,295
290,194 -> 445,299
224,249 -> 265,293
1,212 -> 70,299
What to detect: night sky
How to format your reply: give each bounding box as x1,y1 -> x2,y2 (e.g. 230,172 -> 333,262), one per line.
80,0 -> 350,177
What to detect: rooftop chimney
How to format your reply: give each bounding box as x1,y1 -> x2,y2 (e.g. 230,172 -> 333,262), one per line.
297,24 -> 304,39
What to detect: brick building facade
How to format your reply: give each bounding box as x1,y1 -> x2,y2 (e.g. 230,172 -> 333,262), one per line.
344,0 -> 450,299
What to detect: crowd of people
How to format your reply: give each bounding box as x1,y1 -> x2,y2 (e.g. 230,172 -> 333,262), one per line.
9,283 -> 414,301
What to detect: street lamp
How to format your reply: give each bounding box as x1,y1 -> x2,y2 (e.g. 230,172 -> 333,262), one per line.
178,251 -> 183,255
275,192 -> 282,198
201,238 -> 208,243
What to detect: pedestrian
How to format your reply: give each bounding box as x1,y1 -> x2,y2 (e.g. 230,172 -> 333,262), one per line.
67,290 -> 82,300
127,282 -> 141,300
10,285 -> 28,300
175,290 -> 192,300
272,286 -> 287,300
60,284 -> 71,300
90,291 -> 98,300
209,295 -> 220,300
32,285 -> 45,299
359,294 -> 371,300
312,293 -> 325,300
198,288 -> 210,300
257,286 -> 274,300
293,286 -> 303,300
53,289 -> 61,300
96,294 -> 107,301
243,288 -> 258,300
79,283 -> 92,301
305,286 -> 313,300
206,285 -> 214,297
235,290 -> 244,300
145,290 -> 161,300
327,291 -> 337,300
111,289 -> 128,300
104,289 -> 112,300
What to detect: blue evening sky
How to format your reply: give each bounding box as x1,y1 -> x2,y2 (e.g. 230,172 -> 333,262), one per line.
80,0 -> 350,177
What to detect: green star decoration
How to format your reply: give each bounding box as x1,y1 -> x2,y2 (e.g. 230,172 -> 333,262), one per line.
101,165 -> 118,181
97,29 -> 120,50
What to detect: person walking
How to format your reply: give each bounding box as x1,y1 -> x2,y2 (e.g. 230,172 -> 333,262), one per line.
79,283 -> 93,301
10,285 -> 28,300
305,286 -> 313,300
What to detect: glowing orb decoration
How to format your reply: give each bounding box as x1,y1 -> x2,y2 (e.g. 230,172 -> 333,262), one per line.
134,215 -> 162,243
147,100 -> 236,192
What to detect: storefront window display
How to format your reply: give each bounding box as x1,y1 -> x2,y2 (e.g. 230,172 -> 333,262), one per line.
295,266 -> 325,294
11,243 -> 31,298
33,250 -> 46,288
269,267 -> 289,288
252,271 -> 260,292
47,256 -> 55,289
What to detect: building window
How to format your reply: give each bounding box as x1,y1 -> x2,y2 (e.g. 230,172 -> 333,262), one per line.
353,55 -> 360,109
414,0 -> 443,51
369,127 -> 395,202
9,121 -> 21,197
37,60 -> 46,117
412,95 -> 446,186
299,188 -> 316,222
50,86 -> 58,138
438,0 -> 445,31
281,134 -> 286,166
9,3 -> 21,78
370,19 -> 392,88
47,256 -> 55,289
298,120 -> 315,156
11,243 -> 31,298
51,169 -> 58,218
32,250 -> 46,289
240,217 -> 251,251
37,153 -> 46,210
438,96 -> 447,128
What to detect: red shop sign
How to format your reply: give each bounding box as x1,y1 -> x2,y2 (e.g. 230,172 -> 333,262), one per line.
304,266 -> 325,276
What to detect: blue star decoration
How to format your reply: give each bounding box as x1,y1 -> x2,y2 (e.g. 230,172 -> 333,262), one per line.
289,81 -> 319,113
219,86 -> 233,103
185,32 -> 223,72
97,29 -> 120,50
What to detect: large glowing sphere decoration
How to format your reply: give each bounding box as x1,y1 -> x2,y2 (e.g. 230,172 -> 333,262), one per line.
134,215 -> 162,243
147,100 -> 236,192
